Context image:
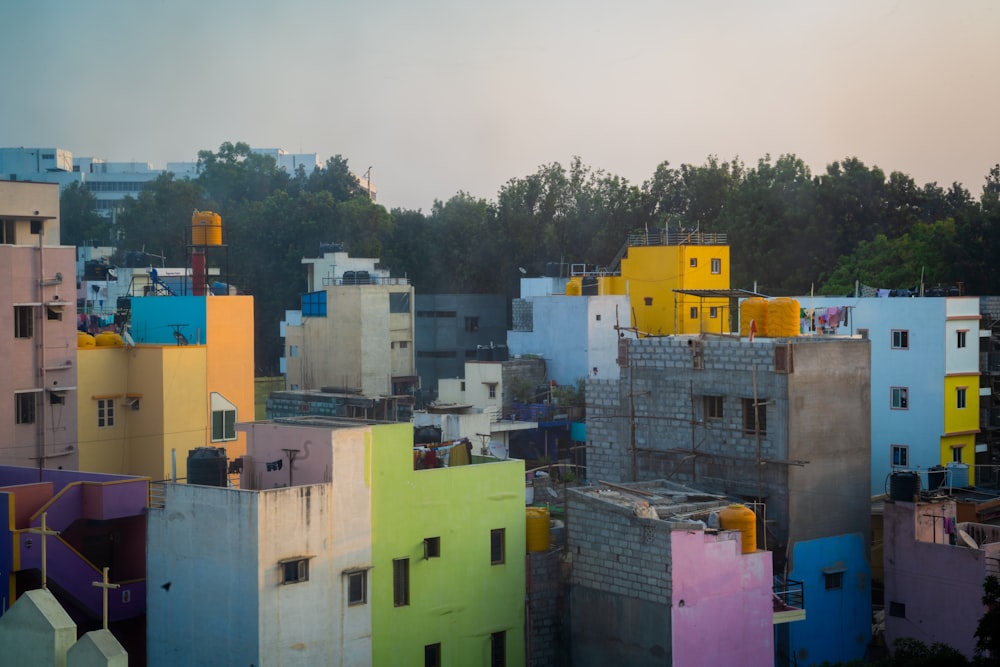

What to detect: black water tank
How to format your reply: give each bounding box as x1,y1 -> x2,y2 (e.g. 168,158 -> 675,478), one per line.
477,345 -> 493,361
355,270 -> 371,285
187,447 -> 228,487
928,465 -> 946,490
581,276 -> 598,295
343,271 -> 357,285
493,345 -> 509,362
889,471 -> 919,502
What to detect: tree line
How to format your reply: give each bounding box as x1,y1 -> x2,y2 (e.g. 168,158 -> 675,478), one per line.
60,141 -> 1000,373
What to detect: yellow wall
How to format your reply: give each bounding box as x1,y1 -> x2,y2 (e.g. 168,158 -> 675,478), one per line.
77,347 -> 131,474
206,296 -> 255,462
941,374 -> 979,485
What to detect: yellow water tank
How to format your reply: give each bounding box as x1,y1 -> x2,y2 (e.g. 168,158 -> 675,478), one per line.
565,280 -> 582,296
740,297 -> 768,337
77,332 -> 96,348
95,332 -> 124,347
526,507 -> 551,552
720,504 -> 757,554
767,298 -> 801,337
191,210 -> 223,246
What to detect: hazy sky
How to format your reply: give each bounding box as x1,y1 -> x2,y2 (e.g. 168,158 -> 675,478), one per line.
3,1 -> 998,211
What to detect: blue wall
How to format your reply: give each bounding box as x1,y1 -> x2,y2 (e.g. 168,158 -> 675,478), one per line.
786,533 -> 871,666
130,296 -> 208,345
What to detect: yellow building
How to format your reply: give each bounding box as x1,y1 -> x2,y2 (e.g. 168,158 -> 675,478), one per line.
568,229 -> 732,336
77,295 -> 254,481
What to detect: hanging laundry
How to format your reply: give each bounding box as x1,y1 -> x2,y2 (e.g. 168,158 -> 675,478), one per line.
265,459 -> 283,472
827,307 -> 841,328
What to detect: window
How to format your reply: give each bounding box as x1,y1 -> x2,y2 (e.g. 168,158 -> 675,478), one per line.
389,292 -> 411,314
891,445 -> 909,467
491,631 -> 506,667
953,446 -> 964,463
709,307 -> 718,319
742,398 -> 766,435
281,557 -> 309,584
399,341 -> 408,348
465,316 -> 480,332
711,258 -> 721,274
644,297 -> 653,306
891,330 -> 909,349
424,537 -> 441,559
425,643 -> 441,667
689,307 -> 698,319
689,258 -> 698,268
301,290 -> 327,317
460,381 -> 466,391
957,387 -> 967,409
891,387 -> 908,410
491,528 -> 506,565
289,344 -> 298,358
347,570 -> 367,605
704,396 -> 723,421
14,306 -> 33,338
46,306 -> 62,321
774,344 -> 793,373
212,409 -> 236,441
824,571 -> 843,590
393,558 -> 410,606
488,384 -> 497,399
15,393 -> 36,425
957,330 -> 967,349
595,314 -> 601,321
98,399 -> 115,428
889,601 -> 906,618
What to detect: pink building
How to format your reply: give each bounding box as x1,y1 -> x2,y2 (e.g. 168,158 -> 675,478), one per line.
883,496 -> 1000,659
567,481 -> 803,667
0,181 -> 78,469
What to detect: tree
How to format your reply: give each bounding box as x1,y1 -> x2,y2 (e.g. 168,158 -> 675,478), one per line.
59,182 -> 108,248
976,574 -> 1000,664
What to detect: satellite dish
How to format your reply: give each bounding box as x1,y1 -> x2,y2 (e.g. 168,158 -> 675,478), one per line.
959,529 -> 979,550
488,441 -> 508,460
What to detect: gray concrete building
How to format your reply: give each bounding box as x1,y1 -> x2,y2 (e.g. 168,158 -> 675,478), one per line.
586,334 -> 872,560
414,293 -> 507,400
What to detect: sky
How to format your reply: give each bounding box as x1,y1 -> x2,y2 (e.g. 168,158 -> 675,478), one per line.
3,0 -> 999,212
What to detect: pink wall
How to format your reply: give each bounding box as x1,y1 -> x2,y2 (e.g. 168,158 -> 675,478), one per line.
670,530 -> 774,667
884,501 -> 988,658
0,483 -> 53,529
240,422 -> 335,488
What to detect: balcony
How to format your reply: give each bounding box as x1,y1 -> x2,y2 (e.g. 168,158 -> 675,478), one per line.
772,577 -> 806,624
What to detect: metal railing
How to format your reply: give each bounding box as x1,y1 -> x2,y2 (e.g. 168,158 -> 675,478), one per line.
773,577 -> 805,610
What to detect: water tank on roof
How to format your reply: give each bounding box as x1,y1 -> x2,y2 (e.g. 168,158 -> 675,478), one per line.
95,332 -> 124,347
187,447 -> 228,487
889,471 -> 920,502
342,271 -> 356,285
720,504 -> 756,554
928,465 -> 946,490
191,211 -> 223,246
740,298 -> 768,337
355,270 -> 371,285
526,507 -> 550,552
948,462 -> 970,488
493,345 -> 509,362
477,345 -> 493,361
581,276 -> 598,295
565,280 -> 581,296
767,298 -> 801,337
77,332 -> 96,348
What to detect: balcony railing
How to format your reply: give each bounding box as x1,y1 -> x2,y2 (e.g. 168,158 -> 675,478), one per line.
773,577 -> 806,624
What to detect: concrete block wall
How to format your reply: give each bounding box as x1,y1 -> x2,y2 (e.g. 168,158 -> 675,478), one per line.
501,357 -> 547,408
566,488 -> 672,607
981,296 -> 1000,322
585,336 -> 794,541
527,550 -> 565,667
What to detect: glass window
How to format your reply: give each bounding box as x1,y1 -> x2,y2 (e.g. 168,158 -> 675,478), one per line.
891,330 -> 908,349
302,290 -> 327,317
15,393 -> 36,425
711,258 -> 721,274
957,330 -> 967,349
98,399 -> 115,428
891,387 -> 909,410
425,643 -> 441,667
347,570 -> 367,605
465,316 -> 480,332
393,558 -> 410,606
491,631 -> 506,667
491,528 -> 505,565
14,306 -> 34,338
689,307 -> 698,319
689,258 -> 697,268
281,558 -> 309,584
424,537 -> 441,559
212,409 -> 236,441
709,307 -> 718,319
824,572 -> 843,590
891,445 -> 909,467
957,387 -> 967,409
704,396 -> 723,420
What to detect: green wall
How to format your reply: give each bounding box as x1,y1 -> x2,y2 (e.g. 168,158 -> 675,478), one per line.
370,423 -> 526,666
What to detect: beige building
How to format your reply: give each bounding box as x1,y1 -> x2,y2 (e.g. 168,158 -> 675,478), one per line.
282,249 -> 416,397
0,181 -> 78,469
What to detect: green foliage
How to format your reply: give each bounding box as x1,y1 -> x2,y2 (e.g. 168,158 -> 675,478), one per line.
976,575 -> 1000,664
59,182 -> 109,248
551,378 -> 586,408
88,140 -> 1000,373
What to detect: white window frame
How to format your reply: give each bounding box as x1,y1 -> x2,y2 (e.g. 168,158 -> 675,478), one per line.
98,399 -> 116,428
891,444 -> 909,467
711,258 -> 721,274
891,330 -> 909,350
210,392 -> 237,442
891,386 -> 908,410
